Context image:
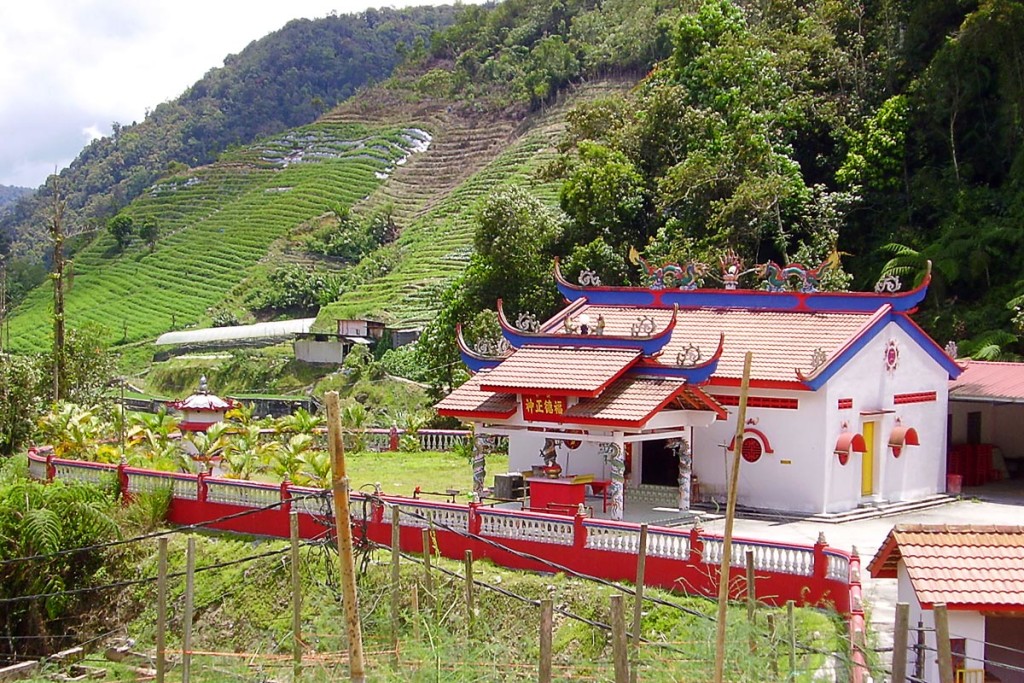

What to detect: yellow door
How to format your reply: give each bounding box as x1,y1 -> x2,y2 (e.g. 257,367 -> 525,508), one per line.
861,422 -> 875,496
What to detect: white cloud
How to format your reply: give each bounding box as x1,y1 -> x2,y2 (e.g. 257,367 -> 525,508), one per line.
0,0 -> 453,188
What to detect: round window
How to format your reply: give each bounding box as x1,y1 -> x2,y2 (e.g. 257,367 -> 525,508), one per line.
741,437 -> 762,463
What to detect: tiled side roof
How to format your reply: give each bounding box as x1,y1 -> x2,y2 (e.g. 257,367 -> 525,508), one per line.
868,524 -> 1024,609
435,371 -> 518,419
557,305 -> 874,384
565,377 -> 688,425
478,346 -> 641,396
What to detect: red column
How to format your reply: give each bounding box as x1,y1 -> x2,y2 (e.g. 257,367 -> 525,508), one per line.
389,425 -> 399,452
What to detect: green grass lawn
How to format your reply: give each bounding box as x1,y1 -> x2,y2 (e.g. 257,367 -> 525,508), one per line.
341,449 -> 508,498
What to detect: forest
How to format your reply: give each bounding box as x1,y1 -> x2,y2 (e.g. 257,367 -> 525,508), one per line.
3,0 -> 1024,375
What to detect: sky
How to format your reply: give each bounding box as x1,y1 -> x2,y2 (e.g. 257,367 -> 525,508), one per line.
0,0 -> 449,189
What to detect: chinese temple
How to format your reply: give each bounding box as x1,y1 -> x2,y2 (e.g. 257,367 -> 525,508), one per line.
436,255 -> 964,518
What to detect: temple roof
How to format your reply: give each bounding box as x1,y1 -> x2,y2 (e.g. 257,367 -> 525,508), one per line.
477,346 -> 641,397
435,371 -> 518,420
563,378 -> 726,426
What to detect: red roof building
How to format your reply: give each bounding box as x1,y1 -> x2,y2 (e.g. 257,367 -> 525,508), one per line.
171,376 -> 236,432
869,525 -> 1024,682
438,258 -> 962,518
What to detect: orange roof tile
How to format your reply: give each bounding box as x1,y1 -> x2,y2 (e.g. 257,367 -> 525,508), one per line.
434,371 -> 518,419
564,377 -> 688,425
557,305 -> 874,384
868,525 -> 1024,609
477,346 -> 641,396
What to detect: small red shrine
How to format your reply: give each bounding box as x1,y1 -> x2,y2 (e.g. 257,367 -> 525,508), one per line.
436,256 -> 964,518
172,376 -> 236,432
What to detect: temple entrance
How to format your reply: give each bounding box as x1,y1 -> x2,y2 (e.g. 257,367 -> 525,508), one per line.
641,439 -> 678,486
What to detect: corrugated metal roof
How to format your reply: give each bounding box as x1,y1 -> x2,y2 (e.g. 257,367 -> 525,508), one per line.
477,346 -> 641,396
868,524 -> 1024,609
563,305 -> 872,383
948,360 -> 1024,402
155,318 -> 316,346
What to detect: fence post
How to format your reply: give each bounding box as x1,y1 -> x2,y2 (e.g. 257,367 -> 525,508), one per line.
573,511 -> 588,552
421,527 -> 433,600
891,603 -> 909,683
934,603 -> 955,683
787,600 -> 796,681
464,550 -> 475,634
156,538 -> 168,683
291,511 -> 302,681
389,425 -> 399,452
196,470 -> 208,504
611,594 -> 629,683
45,453 -> 55,481
182,537 -> 196,683
689,522 -> 704,562
280,479 -> 292,514
391,505 -> 401,654
746,548 -> 756,655
539,599 -> 553,683
915,618 -> 925,682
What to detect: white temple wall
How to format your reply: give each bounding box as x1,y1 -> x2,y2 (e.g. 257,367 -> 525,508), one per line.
506,431 -> 608,479
691,388 -> 828,514
824,321 -> 950,512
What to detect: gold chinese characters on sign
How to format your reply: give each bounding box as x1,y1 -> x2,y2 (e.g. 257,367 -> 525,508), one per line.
522,394 -> 567,421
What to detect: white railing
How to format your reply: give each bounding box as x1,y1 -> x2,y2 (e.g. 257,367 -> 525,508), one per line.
205,479 -> 281,508
126,471 -> 173,496
28,456 -> 47,480
480,511 -> 574,546
584,522 -> 641,553
703,539 -> 814,576
54,462 -> 108,485
647,529 -> 691,560
826,551 -> 850,581
392,502 -> 469,533
289,488 -> 330,517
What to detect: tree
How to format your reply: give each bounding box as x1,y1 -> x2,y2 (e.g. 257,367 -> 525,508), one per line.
137,217 -> 159,252
0,353 -> 45,455
106,213 -> 134,252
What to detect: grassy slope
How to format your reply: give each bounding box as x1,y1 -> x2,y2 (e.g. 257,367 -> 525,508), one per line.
4,122 -> 421,351
5,81 -> 633,354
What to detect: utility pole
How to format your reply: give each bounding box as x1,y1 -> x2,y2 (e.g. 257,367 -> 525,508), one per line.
49,175 -> 68,402
326,391 -> 366,682
713,351 -> 753,683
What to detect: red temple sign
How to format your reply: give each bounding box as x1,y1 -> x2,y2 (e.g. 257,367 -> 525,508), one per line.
522,394 -> 567,421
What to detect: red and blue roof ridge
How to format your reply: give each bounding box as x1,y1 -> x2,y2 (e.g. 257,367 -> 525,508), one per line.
553,258 -> 931,314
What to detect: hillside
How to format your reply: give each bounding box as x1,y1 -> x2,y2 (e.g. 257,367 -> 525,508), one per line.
0,185 -> 31,213
0,5 -> 458,261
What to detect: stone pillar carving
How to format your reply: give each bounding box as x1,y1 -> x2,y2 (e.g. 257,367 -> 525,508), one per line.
601,442 -> 625,521
671,438 -> 692,511
472,434 -> 489,495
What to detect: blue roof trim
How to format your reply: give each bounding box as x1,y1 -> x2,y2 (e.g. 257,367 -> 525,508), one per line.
800,310 -> 963,390
553,259 -> 930,313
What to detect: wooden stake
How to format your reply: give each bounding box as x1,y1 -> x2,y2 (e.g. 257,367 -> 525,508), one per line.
182,537 -> 195,683
713,351 -> 752,683
767,613 -> 778,680
787,600 -> 796,679
539,599 -> 553,683
891,602 -> 909,683
934,603 -> 955,683
327,391 -> 366,682
421,527 -> 433,603
290,511 -> 302,681
629,524 -> 648,683
411,583 -> 420,641
156,537 -> 167,683
464,550 -> 475,633
611,594 -> 628,683
390,505 -> 401,653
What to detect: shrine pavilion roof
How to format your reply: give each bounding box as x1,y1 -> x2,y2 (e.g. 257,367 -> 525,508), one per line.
435,371 -> 518,420
477,346 -> 642,397
546,304 -> 874,386
564,378 -> 726,426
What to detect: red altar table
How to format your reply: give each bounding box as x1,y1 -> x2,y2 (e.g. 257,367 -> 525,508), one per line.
528,477 -> 611,514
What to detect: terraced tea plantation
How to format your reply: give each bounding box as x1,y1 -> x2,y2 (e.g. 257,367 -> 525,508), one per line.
5,122 -> 430,351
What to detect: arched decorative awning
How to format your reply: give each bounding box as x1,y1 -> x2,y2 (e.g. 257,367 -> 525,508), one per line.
727,428 -> 775,454
888,425 -> 920,457
834,431 -> 867,455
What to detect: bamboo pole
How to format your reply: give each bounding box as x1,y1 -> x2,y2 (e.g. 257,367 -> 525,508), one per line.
182,537 -> 195,683
629,524 -> 648,683
611,594 -> 629,683
713,351 -> 752,683
156,537 -> 167,683
746,548 -> 756,654
411,584 -> 420,641
290,511 -> 302,681
787,600 -> 797,679
327,391 -> 366,682
539,599 -> 553,683
891,603 -> 909,683
421,527 -> 433,600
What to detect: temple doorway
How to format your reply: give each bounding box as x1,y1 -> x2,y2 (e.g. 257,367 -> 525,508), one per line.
641,439 -> 678,486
